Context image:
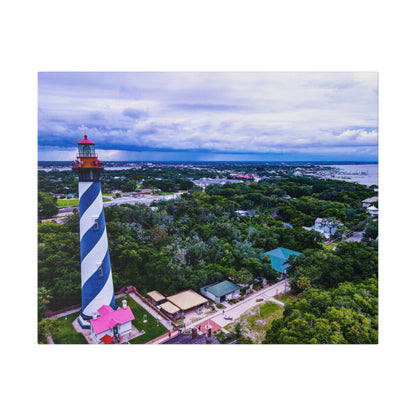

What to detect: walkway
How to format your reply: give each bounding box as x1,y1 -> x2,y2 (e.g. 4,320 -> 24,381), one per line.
72,316 -> 97,344
194,318 -> 222,334
128,292 -> 171,330
144,282 -> 288,344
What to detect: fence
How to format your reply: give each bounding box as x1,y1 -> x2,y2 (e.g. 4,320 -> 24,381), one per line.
127,286 -> 178,330
45,304 -> 81,318
44,285 -> 177,329
44,288 -> 126,318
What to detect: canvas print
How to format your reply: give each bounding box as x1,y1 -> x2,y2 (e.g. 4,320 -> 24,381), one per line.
38,72 -> 378,344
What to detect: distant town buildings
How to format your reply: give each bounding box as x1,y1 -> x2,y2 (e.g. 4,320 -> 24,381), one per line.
192,178 -> 243,190
367,205 -> 378,216
303,218 -> 343,240
362,196 -> 378,207
235,210 -> 253,217
362,196 -> 378,215
130,189 -> 156,197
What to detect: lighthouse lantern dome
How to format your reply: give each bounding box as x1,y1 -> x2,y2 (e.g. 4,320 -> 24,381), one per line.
77,134 -> 96,157
72,134 -> 104,180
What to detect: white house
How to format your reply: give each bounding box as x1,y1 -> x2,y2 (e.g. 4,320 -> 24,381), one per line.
362,197 -> 378,208
90,301 -> 135,344
313,217 -> 342,240
235,210 -> 252,217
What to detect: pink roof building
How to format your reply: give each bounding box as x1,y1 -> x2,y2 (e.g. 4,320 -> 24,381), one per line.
90,304 -> 135,336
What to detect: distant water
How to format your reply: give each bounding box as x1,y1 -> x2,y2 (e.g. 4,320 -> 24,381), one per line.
328,164 -> 378,187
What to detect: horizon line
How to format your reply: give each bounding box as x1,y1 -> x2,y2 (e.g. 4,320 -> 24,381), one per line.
38,160 -> 379,164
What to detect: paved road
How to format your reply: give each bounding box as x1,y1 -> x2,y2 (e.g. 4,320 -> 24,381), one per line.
103,193 -> 182,207
128,292 -> 171,330
189,281 -> 287,331
346,230 -> 364,242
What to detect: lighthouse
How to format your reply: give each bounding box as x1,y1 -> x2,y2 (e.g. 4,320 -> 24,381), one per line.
72,135 -> 117,329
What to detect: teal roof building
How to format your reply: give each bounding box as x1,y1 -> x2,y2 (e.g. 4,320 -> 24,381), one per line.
203,280 -> 242,303
207,280 -> 240,298
264,247 -> 301,274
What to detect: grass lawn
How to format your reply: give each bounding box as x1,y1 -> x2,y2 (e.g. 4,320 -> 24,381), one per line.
324,242 -> 338,250
275,293 -> 297,304
57,197 -> 111,207
57,198 -> 79,207
51,312 -> 88,344
50,298 -> 167,344
224,301 -> 284,344
116,296 -> 168,344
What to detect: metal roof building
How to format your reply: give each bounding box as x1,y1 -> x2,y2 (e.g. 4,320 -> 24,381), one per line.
204,280 -> 241,303
264,247 -> 301,274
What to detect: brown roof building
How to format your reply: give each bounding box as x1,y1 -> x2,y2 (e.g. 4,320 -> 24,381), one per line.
167,289 -> 208,312
147,290 -> 166,305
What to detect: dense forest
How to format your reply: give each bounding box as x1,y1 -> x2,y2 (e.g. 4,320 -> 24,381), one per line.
38,165 -> 378,343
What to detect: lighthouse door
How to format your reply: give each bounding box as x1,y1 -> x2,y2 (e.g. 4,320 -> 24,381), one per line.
113,326 -> 119,342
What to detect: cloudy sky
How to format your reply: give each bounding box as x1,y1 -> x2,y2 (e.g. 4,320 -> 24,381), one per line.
38,72 -> 378,162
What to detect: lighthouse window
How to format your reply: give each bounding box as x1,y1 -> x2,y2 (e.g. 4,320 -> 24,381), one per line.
94,218 -> 99,231
98,265 -> 104,277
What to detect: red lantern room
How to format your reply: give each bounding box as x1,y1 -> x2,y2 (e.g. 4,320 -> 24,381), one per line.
72,135 -> 104,181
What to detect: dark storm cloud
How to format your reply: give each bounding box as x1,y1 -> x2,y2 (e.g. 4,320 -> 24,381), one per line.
38,72 -> 378,161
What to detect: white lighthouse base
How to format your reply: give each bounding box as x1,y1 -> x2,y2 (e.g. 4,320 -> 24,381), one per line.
77,315 -> 91,329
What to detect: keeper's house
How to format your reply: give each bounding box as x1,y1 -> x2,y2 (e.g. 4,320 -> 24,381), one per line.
201,280 -> 241,303
90,301 -> 135,344
264,247 -> 301,278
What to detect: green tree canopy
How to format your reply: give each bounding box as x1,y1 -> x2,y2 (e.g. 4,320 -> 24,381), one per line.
38,192 -> 58,220
264,278 -> 378,344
